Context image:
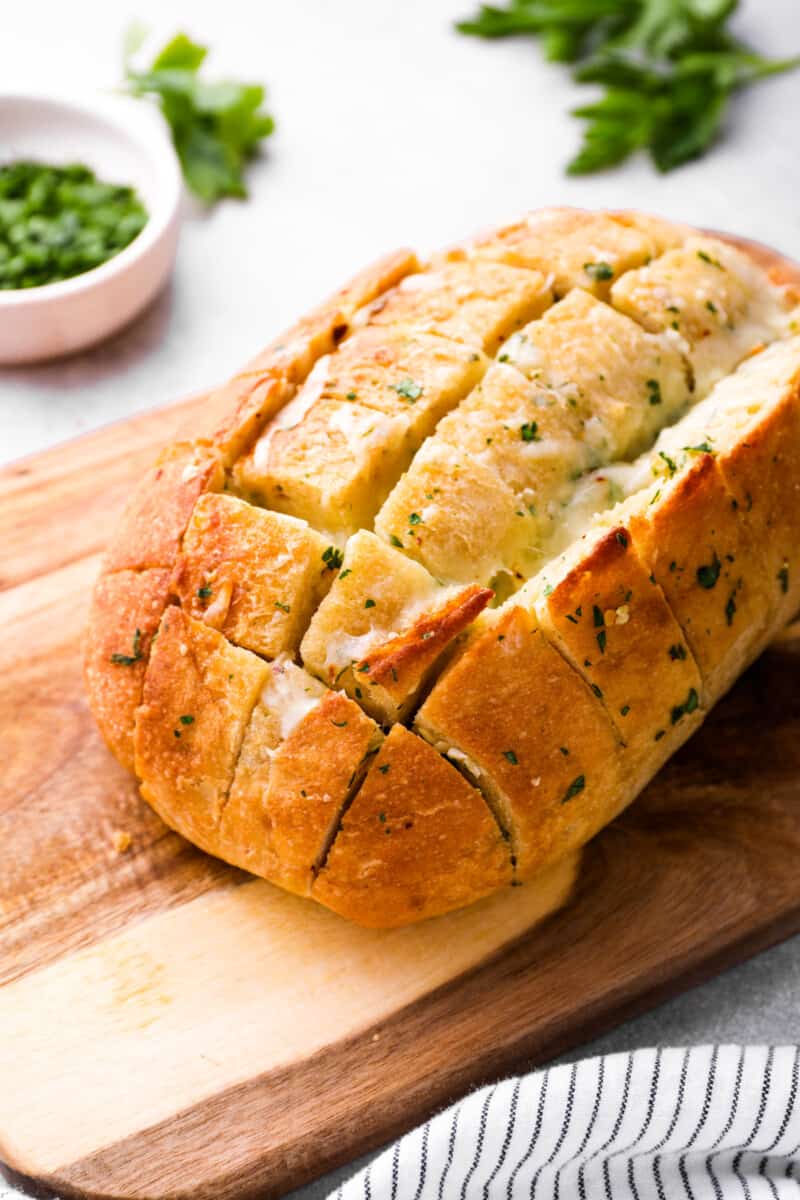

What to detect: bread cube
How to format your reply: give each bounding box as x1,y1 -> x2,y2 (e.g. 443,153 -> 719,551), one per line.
367,259 -> 552,354
445,207 -> 685,298
375,439 -> 540,586
611,236 -> 790,397
301,530 -> 491,722
175,493 -> 333,659
236,397 -> 416,538
315,324 -> 488,441
501,288 -> 689,460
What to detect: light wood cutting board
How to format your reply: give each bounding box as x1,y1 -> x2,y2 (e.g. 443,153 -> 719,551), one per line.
2,237 -> 800,1200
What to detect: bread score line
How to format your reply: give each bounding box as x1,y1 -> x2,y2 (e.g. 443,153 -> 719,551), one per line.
85,208 -> 800,928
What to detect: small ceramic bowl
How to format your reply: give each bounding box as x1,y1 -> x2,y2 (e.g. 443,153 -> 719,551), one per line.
0,91 -> 182,364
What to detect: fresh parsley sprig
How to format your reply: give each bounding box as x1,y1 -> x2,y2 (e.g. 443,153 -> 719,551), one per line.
123,28 -> 275,203
456,1 -> 800,173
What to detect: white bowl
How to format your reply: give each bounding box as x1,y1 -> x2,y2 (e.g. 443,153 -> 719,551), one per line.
0,91 -> 182,364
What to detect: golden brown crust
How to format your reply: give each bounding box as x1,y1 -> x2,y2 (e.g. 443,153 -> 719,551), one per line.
312,725 -> 512,927
415,606 -> 624,876
534,526 -> 704,759
359,584 -> 493,691
134,607 -> 269,850
173,492 -> 333,659
83,568 -> 173,771
102,441 -> 225,573
85,213 -> 800,928
221,689 -> 382,896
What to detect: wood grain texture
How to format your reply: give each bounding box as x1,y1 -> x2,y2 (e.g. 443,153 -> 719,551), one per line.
1,235 -> 800,1200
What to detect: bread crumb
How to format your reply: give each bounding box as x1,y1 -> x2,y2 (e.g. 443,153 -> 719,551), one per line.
112,830 -> 132,854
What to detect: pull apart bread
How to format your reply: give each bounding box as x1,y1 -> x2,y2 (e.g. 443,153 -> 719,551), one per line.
85,208 -> 800,927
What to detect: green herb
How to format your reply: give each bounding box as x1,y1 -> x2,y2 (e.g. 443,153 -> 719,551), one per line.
346,391 -> 357,400
378,765 -> 391,775
123,28 -> 275,203
390,377 -> 423,401
671,686 -> 699,724
778,564 -> 790,594
725,591 -> 737,626
593,605 -> 605,628
615,531 -> 629,548
559,746 -> 570,755
591,683 -> 603,699
364,598 -> 376,609
669,643 -> 687,660
685,441 -> 714,454
408,512 -> 423,525
647,378 -> 662,406
0,161 -> 148,290
180,714 -> 195,726
389,534 -> 404,548
339,568 -> 352,579
706,300 -> 718,314
503,749 -> 519,764
658,450 -> 677,475
655,729 -> 666,741
274,601 -> 291,613
697,551 -> 721,589
697,249 -> 722,267
583,261 -> 614,281
110,628 -> 143,666
520,421 -> 541,442
455,1 -> 800,174
561,775 -> 585,804
197,585 -> 213,600
620,704 -> 631,716
322,545 -> 344,571
597,630 -> 607,654
331,719 -> 348,728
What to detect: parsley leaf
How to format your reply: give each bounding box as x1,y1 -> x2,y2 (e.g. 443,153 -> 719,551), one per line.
123,29 -> 275,203
456,1 -> 800,174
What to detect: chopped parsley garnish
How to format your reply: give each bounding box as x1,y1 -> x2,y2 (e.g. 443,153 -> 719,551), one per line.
669,644 -> 687,661
179,714 -> 195,725
364,598 -> 376,609
593,605 -> 605,628
671,687 -> 699,725
346,391 -> 357,400
408,512 -> 423,525
378,764 -> 391,775
591,683 -> 603,699
110,628 -> 143,666
389,534 -> 404,548
197,585 -> 213,600
706,300 -> 718,314
390,377 -> 423,402
655,729 -> 666,741
331,719 -> 348,728
520,421 -> 540,442
778,564 -> 790,594
615,531 -> 629,549
559,746 -> 570,756
697,250 -> 723,268
725,592 -> 737,626
647,379 -> 662,406
561,775 -> 585,804
339,568 -> 352,579
502,749 -> 519,765
697,552 -> 721,589
274,601 -> 291,613
583,262 -> 614,281
685,442 -> 714,454
659,450 -> 677,476
620,704 -> 631,716
322,545 -> 344,571
597,630 -> 607,654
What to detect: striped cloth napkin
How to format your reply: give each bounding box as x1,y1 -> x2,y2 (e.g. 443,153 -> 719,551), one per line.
331,1045 -> 800,1198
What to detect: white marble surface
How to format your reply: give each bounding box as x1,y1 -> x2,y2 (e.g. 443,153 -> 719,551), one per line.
1,2 -> 800,1197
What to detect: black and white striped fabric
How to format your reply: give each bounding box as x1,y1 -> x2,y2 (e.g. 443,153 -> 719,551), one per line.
331,1046 -> 800,1198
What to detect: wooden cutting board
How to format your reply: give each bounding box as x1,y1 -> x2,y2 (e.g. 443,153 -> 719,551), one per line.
3,243 -> 800,1200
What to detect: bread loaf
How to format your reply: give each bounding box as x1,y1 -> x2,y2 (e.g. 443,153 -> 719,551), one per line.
85,209 -> 800,927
